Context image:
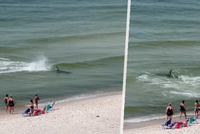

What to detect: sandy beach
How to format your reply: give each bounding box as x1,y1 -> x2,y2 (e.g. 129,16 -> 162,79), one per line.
124,118 -> 200,134
0,94 -> 122,134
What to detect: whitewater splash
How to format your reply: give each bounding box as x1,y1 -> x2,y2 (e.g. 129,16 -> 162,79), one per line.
0,55 -> 51,74
136,73 -> 200,98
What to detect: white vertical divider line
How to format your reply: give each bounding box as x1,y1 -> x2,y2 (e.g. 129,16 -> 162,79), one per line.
120,0 -> 131,133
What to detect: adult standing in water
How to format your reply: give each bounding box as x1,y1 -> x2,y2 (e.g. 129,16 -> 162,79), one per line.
8,95 -> 15,114
34,94 -> 40,109
165,103 -> 174,121
179,100 -> 187,119
194,100 -> 199,118
3,94 -> 9,113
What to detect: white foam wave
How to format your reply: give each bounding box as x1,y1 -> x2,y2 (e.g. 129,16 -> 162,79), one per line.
179,75 -> 200,86
137,74 -> 180,89
124,114 -> 165,123
169,91 -> 199,97
0,55 -> 51,74
25,91 -> 121,107
136,73 -> 200,98
38,94 -> 98,107
0,58 -> 10,61
137,74 -> 149,82
137,74 -> 200,88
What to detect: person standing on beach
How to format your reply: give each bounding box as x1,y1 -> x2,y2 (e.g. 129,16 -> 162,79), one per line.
179,100 -> 187,119
7,95 -> 15,114
3,94 -> 9,113
34,94 -> 40,109
194,100 -> 199,117
30,99 -> 34,116
165,103 -> 174,121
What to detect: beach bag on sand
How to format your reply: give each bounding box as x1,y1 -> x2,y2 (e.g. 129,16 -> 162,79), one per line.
35,109 -> 41,112
183,122 -> 187,127
175,121 -> 183,129
41,110 -> 45,114
40,106 -> 46,114
34,109 -> 41,116
175,124 -> 180,129
34,112 -> 41,116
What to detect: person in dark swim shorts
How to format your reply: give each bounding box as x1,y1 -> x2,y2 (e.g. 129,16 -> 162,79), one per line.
30,99 -> 34,116
3,94 -> 9,113
179,100 -> 187,119
165,103 -> 174,121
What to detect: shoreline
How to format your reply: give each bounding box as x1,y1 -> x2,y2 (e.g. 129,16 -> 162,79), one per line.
0,93 -> 122,134
124,114 -> 200,134
123,112 -> 195,130
0,91 -> 121,118
124,116 -> 191,130
124,121 -> 200,134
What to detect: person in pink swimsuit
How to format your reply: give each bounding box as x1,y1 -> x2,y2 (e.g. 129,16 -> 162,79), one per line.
34,94 -> 40,109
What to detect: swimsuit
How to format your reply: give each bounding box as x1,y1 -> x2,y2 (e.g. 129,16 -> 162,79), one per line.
4,98 -> 8,105
180,105 -> 185,112
34,97 -> 39,104
4,99 -> 7,105
30,102 -> 34,109
9,100 -> 14,107
194,108 -> 199,111
167,108 -> 173,116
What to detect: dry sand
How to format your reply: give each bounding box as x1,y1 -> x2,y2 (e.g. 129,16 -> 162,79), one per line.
0,94 -> 122,134
124,118 -> 200,134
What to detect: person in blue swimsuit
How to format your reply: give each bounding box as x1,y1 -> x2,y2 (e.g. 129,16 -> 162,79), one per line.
179,100 -> 187,119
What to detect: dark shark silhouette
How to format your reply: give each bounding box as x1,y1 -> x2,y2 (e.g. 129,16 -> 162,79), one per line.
55,66 -> 71,74
156,69 -> 178,78
168,69 -> 179,78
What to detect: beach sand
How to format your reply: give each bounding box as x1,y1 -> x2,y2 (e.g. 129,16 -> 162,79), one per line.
124,118 -> 200,134
0,94 -> 122,134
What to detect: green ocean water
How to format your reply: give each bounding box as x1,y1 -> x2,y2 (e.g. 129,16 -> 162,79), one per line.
0,0 -> 127,110
124,0 -> 200,123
